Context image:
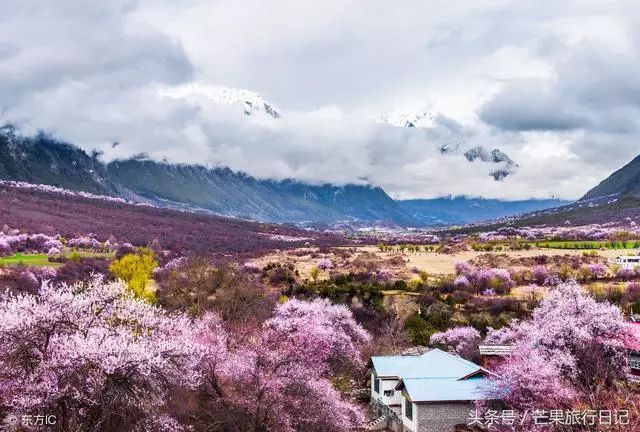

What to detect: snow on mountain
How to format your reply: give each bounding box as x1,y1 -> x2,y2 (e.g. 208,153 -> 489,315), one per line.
159,83 -> 282,118
464,146 -> 518,181
377,110 -> 518,180
376,109 -> 435,128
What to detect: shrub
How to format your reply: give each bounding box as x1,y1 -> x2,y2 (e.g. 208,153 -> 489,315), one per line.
109,247 -> 158,302
616,267 -> 635,281
317,258 -> 334,270
531,265 -> 549,285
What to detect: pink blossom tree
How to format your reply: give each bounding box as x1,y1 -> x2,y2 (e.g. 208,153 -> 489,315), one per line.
1,279 -> 370,432
484,281 -> 630,426
453,275 -> 470,289
485,344 -> 575,418
0,277 -> 220,431
617,267 -> 635,281
317,258 -> 334,270
531,265 -> 550,285
0,238 -> 10,256
430,326 -> 481,361
218,298 -> 370,432
375,267 -> 394,282
586,263 -> 608,279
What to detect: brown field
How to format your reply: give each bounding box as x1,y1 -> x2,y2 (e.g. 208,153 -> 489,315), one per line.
255,245 -> 629,280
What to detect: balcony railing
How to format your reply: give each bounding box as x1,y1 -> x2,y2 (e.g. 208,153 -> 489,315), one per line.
479,345 -> 513,356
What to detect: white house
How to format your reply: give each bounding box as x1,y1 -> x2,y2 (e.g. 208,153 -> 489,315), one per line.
615,255 -> 640,270
369,348 -> 491,432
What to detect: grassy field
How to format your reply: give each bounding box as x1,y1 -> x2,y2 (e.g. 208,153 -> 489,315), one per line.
0,250 -> 115,267
0,253 -> 54,266
532,240 -> 640,250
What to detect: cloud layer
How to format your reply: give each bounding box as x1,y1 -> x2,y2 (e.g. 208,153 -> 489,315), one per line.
2,0 -> 640,200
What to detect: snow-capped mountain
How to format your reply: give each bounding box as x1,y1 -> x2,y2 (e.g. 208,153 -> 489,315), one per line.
377,109 -> 517,180
464,146 -> 518,180
159,83 -> 282,118
377,109 -> 435,128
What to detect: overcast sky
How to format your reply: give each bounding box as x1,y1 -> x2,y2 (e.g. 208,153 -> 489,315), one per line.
2,0 -> 640,200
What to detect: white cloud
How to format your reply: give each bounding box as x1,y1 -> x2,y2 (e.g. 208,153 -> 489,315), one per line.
1,0 -> 640,201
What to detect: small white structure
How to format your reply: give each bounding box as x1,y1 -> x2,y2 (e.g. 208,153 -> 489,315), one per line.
615,255 -> 640,270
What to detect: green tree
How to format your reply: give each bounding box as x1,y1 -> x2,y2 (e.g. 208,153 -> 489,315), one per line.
404,314 -> 436,346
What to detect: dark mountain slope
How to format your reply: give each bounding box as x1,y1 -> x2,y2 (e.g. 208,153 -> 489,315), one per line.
106,159 -> 415,225
0,126 -> 414,225
0,125 -> 117,195
581,154 -> 640,200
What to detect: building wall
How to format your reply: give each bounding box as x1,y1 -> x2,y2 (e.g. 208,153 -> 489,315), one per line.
400,395 -> 417,432
371,375 -> 402,410
415,402 -> 475,432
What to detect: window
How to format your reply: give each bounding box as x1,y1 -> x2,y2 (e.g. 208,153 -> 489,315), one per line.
384,390 -> 394,397
374,377 -> 380,393
405,397 -> 413,420
631,358 -> 640,370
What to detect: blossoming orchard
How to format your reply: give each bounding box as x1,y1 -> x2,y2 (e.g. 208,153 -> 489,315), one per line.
2,211 -> 640,431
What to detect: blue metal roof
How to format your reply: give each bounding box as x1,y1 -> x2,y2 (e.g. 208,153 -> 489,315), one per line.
371,348 -> 491,402
399,376 -> 489,402
370,348 -> 482,379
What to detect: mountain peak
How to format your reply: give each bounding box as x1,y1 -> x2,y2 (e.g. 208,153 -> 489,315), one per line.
376,109 -> 435,128
159,83 -> 282,118
464,146 -> 517,181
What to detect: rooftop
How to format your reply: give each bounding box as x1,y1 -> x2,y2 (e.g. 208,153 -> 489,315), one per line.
396,376 -> 490,402
371,348 -> 492,403
370,348 -> 484,379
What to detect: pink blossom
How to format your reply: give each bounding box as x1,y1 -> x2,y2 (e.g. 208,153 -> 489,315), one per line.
454,275 -> 470,289
617,267 -> 635,281
0,239 -> 10,255
375,267 -> 394,282
586,263 -> 608,279
317,258 -> 334,270
68,236 -> 94,249
454,261 -> 474,275
485,281 -> 630,416
531,265 -> 550,285
486,344 -> 575,415
431,326 -> 480,360
0,276 -> 218,430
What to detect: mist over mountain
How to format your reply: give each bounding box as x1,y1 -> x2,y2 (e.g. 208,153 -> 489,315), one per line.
0,126 -> 566,227
377,110 -> 518,180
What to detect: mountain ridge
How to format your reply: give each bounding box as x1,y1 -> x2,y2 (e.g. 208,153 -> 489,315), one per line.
0,125 -> 567,227
581,154 -> 640,201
